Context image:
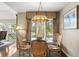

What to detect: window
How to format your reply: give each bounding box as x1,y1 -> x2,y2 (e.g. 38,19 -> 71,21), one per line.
31,21 -> 36,40
0,23 -> 16,41
31,18 -> 53,43
46,19 -> 53,43
8,24 -> 16,40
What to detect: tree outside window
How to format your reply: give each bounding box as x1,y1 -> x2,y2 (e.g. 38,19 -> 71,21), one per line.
0,23 -> 16,41
31,21 -> 36,40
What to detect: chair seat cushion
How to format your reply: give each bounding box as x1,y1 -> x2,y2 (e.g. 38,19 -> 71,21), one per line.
48,45 -> 59,49
20,45 -> 31,50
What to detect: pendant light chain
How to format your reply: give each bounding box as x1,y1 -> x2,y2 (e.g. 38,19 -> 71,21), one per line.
32,2 -> 48,22
38,2 -> 43,12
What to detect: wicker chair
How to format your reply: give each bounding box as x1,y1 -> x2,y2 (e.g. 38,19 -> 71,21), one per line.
48,33 -> 62,56
17,41 -> 31,56
17,30 -> 31,57
31,38 -> 48,57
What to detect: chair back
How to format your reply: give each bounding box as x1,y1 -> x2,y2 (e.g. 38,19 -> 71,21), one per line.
16,30 -> 26,50
31,40 -> 48,57
53,33 -> 62,47
56,34 -> 62,47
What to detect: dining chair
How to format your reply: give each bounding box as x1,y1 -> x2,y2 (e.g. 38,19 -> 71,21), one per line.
17,39 -> 31,57
17,31 -> 31,57
48,33 -> 62,56
31,39 -> 48,57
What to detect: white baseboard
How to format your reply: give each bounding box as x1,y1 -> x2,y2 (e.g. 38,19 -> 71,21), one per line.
62,49 -> 71,57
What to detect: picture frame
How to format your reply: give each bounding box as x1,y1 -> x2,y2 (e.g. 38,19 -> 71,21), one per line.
64,7 -> 77,29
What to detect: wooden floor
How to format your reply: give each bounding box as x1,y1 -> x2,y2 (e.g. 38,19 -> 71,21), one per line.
11,51 -> 67,57
61,51 -> 67,57
48,51 -> 67,57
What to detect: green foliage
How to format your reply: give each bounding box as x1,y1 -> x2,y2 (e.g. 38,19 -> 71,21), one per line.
46,23 -> 53,31
32,26 -> 36,31
11,24 -> 16,32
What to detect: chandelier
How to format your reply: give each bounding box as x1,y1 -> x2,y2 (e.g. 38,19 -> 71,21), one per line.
32,2 -> 48,22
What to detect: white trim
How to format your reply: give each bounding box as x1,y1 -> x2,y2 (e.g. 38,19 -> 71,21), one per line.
62,49 -> 71,57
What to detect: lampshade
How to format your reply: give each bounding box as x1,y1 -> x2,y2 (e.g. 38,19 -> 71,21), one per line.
32,15 -> 48,22
16,26 -> 22,30
32,2 -> 48,22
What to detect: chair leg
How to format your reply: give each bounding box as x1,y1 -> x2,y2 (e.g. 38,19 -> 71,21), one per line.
57,50 -> 61,56
18,49 -> 21,57
29,50 -> 30,56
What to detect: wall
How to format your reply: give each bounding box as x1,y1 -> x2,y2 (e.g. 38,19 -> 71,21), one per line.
0,19 -> 16,24
17,13 -> 27,41
18,12 -> 26,29
60,2 -> 79,57
0,11 -> 16,19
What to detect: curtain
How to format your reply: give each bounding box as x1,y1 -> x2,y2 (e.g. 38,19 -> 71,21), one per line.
26,18 -> 31,42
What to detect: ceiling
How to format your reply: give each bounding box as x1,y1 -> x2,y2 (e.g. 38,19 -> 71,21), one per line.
5,2 -> 69,12
0,2 -> 17,19
0,2 -> 69,19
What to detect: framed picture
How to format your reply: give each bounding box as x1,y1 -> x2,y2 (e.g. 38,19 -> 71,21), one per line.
64,8 -> 77,29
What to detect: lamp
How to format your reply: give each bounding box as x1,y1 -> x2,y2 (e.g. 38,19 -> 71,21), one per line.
16,26 -> 26,39
16,26 -> 22,30
32,2 -> 48,22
